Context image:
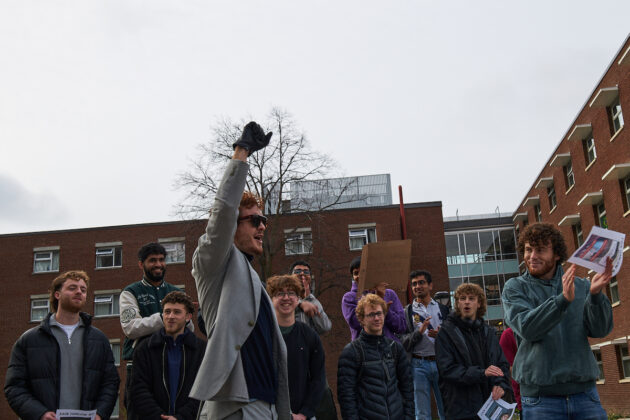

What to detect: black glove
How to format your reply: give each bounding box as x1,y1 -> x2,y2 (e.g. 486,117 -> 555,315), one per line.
232,121 -> 273,155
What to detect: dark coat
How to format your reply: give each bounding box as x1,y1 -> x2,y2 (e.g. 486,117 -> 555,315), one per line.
4,312 -> 120,420
128,328 -> 206,420
435,313 -> 511,420
337,330 -> 413,420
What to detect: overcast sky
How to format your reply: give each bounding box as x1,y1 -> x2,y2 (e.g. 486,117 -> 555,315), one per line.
1,1 -> 629,234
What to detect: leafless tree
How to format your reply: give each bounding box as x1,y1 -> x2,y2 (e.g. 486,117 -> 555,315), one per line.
174,107 -> 358,279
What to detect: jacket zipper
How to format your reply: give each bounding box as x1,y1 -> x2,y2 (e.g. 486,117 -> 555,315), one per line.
161,344 -> 171,413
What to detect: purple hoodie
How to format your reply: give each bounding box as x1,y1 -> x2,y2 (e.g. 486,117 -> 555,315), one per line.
341,281 -> 407,342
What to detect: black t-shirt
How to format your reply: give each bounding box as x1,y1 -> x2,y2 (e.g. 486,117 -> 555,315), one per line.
240,293 -> 277,403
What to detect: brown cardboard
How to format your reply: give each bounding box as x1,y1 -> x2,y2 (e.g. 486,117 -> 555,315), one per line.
357,239 -> 412,295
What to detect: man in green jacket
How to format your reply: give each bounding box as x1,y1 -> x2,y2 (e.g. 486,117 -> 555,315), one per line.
502,223 -> 613,420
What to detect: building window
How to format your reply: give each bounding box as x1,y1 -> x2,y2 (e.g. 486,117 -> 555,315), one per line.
595,202 -> 608,228
607,276 -> 620,305
94,293 -> 120,317
163,241 -> 185,264
547,184 -> 557,211
593,349 -> 604,381
96,246 -> 122,268
33,250 -> 59,273
349,227 -> 377,250
111,396 -> 120,419
583,136 -> 597,166
617,343 -> 630,379
564,160 -> 575,190
285,231 -> 313,255
534,204 -> 542,222
621,175 -> 630,213
30,298 -> 49,321
110,341 -> 121,366
608,97 -> 624,135
572,223 -> 584,247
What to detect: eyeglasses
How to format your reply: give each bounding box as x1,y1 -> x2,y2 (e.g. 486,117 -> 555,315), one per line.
274,291 -> 298,299
238,214 -> 268,228
411,280 -> 428,286
365,311 -> 384,319
293,269 -> 311,275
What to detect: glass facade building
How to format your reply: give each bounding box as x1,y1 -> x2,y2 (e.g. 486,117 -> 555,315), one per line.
443,213 -> 519,331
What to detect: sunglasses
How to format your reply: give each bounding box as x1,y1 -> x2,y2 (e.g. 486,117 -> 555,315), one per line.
293,269 -> 311,275
238,214 -> 268,228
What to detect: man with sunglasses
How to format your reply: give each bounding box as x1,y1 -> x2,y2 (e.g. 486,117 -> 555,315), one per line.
190,122 -> 290,420
289,261 -> 331,335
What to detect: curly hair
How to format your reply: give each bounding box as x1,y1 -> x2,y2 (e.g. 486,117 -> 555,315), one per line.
356,293 -> 388,320
161,291 -> 195,314
454,283 -> 486,320
518,222 -> 568,263
266,274 -> 304,298
49,271 -> 90,312
240,191 -> 264,211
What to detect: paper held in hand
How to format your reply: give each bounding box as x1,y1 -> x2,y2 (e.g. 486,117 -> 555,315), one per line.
55,409 -> 97,420
357,239 -> 412,295
477,395 -> 516,420
567,226 -> 625,276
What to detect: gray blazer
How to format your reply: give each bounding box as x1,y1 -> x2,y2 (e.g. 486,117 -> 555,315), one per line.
189,159 -> 290,420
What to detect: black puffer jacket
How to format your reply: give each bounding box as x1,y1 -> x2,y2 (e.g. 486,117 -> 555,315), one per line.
4,312 -> 120,420
128,328 -> 206,420
435,313 -> 511,420
337,331 -> 413,420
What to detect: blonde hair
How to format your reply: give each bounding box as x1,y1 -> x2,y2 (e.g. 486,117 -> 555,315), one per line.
356,293 -> 388,320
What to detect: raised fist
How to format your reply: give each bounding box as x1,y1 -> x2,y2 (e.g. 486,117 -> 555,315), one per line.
232,121 -> 273,155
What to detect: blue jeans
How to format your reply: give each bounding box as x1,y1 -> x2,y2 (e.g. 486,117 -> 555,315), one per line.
521,387 -> 607,420
411,358 -> 445,420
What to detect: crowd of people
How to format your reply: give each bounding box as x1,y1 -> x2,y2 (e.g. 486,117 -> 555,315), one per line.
4,122 -> 615,420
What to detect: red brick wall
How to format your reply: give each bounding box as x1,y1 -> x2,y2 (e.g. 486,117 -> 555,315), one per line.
513,36 -> 630,415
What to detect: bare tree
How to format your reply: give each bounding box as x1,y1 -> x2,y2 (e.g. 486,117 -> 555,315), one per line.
174,107 -> 357,279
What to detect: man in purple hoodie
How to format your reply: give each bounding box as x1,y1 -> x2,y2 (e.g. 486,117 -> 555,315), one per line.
341,256 -> 407,342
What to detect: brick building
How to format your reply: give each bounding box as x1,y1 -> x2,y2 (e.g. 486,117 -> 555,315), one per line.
0,200 -> 447,419
512,34 -> 630,415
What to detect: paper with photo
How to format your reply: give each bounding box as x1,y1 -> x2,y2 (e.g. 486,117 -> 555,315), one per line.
567,226 -> 625,276
55,409 -> 97,420
477,395 -> 516,420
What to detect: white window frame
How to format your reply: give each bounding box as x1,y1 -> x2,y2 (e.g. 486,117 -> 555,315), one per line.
348,225 -> 377,251
284,229 -> 313,255
565,160 -> 575,190
534,204 -> 542,222
609,276 -> 620,305
159,237 -> 186,264
584,136 -> 597,165
33,248 -> 60,273
95,244 -> 122,269
593,348 -> 604,381
618,343 -> 630,379
94,291 -> 120,317
623,175 -> 630,212
609,97 -> 625,134
109,339 -> 121,367
30,297 -> 49,322
573,223 -> 584,247
547,184 -> 557,211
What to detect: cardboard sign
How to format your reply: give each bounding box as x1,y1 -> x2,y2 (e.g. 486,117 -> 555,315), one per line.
358,239 -> 412,295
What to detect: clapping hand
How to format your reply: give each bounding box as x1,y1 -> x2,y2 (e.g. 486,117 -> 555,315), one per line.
590,257 -> 613,295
